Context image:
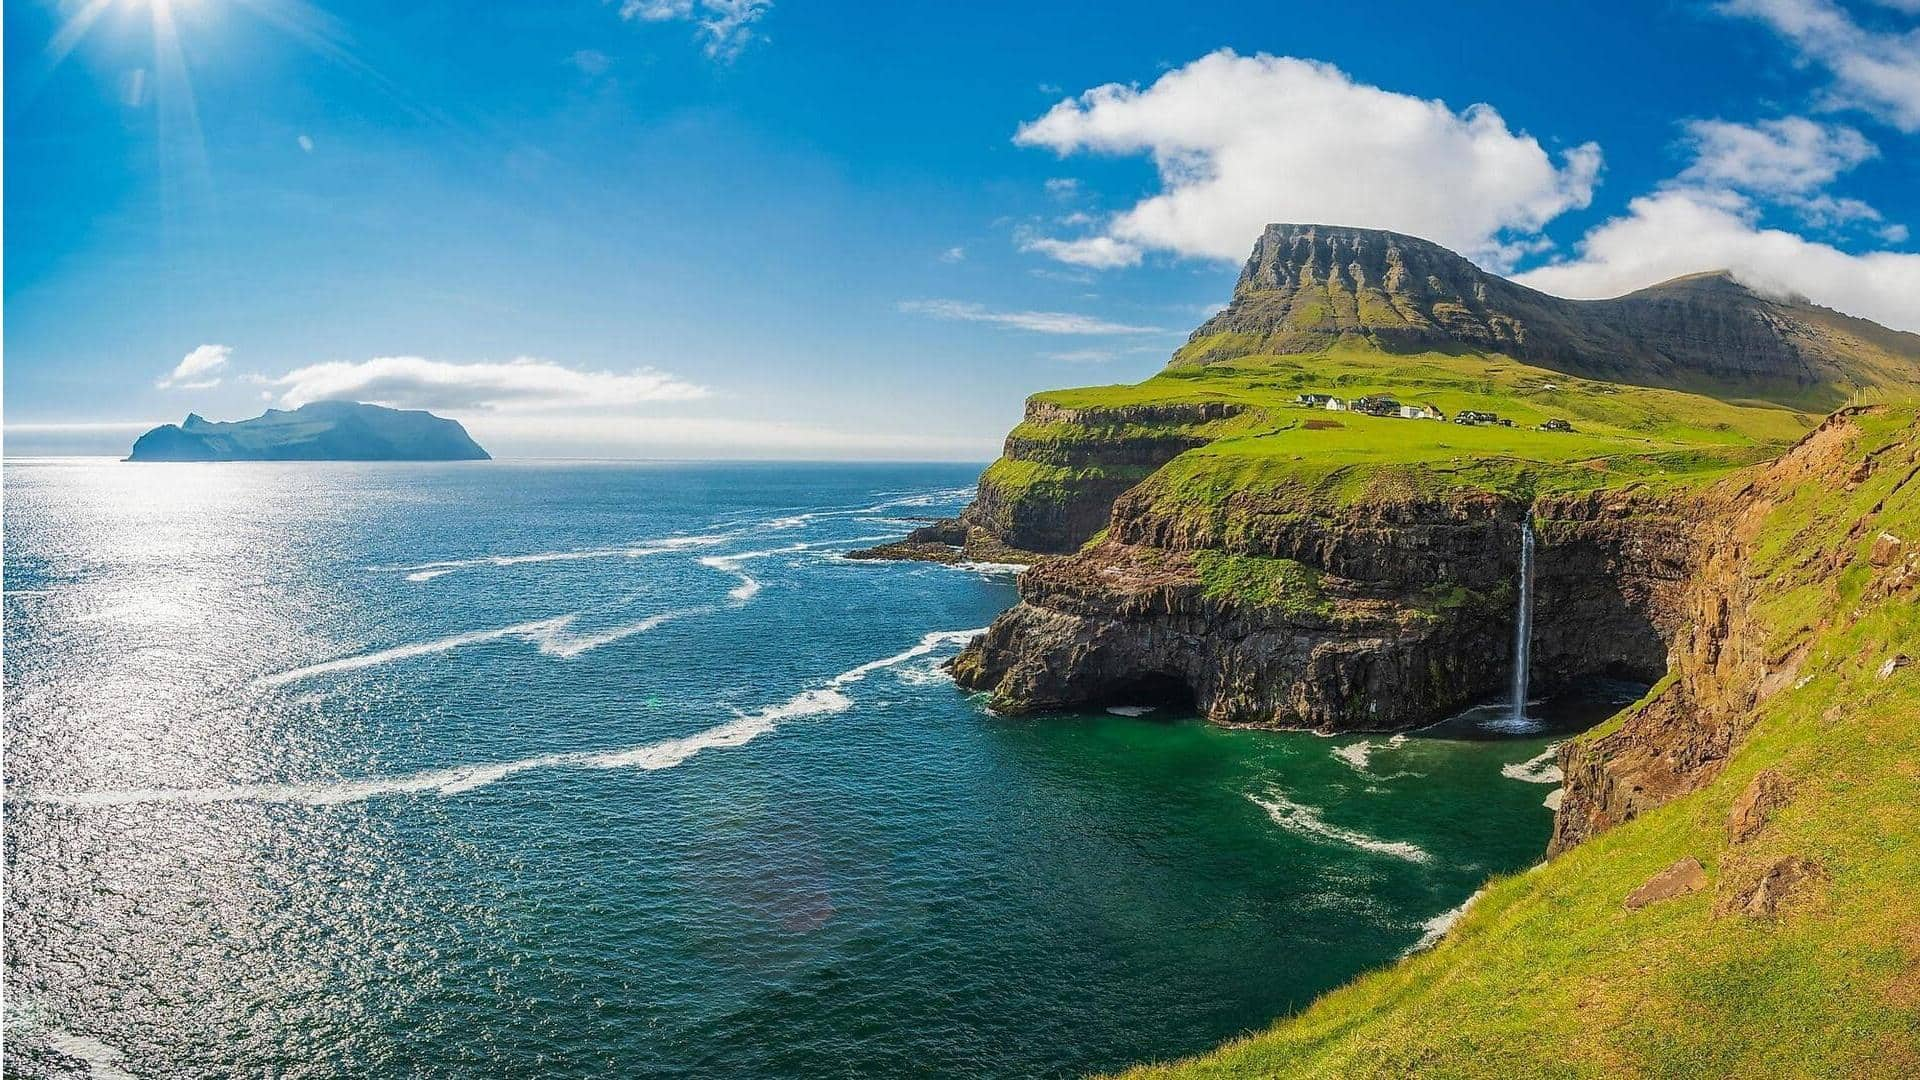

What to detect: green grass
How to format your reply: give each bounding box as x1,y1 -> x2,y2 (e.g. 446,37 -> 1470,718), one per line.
1113,406 -> 1920,1079
989,342 -> 1814,531
1192,551 -> 1332,616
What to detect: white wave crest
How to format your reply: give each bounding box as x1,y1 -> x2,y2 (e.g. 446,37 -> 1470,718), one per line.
258,609 -> 699,687
1248,790 -> 1431,863
1407,887 -> 1485,954
29,629 -> 984,809
391,535 -> 727,581
1106,705 -> 1156,717
828,628 -> 985,688
1500,743 -> 1564,784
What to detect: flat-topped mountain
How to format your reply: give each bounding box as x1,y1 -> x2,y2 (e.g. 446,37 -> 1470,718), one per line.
1181,223 -> 1920,409
126,401 -> 490,462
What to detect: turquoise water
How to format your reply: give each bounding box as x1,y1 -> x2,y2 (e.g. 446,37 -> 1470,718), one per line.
3,461 -> 1629,1078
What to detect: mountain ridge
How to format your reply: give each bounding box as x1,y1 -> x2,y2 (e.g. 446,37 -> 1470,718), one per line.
1179,223 -> 1920,410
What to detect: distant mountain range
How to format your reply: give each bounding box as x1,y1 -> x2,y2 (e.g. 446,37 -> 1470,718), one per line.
126,401 -> 490,462
1181,223 -> 1920,410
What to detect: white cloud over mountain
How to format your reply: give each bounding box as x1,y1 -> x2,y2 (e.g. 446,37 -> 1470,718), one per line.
1012,50 -> 1602,271
157,344 -> 231,390
271,356 -> 710,412
1515,188 -> 1920,330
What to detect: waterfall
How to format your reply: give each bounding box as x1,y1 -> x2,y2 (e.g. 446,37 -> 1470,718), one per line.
1510,519 -> 1535,722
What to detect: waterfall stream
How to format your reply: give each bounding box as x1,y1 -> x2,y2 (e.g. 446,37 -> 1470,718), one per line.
1511,519 -> 1535,722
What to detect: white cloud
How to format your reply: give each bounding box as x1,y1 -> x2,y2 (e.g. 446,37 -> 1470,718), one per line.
1514,187 -> 1920,331
939,246 -> 967,263
621,0 -> 772,61
1039,349 -> 1118,363
1720,0 -> 1920,130
898,299 -> 1160,334
269,356 -> 710,412
157,344 -> 231,390
1043,177 -> 1081,198
1678,116 -> 1876,194
1018,234 -> 1142,269
297,134 -> 314,153
1012,50 -> 1601,270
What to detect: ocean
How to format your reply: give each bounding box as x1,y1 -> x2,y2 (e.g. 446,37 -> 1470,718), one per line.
2,460 -> 1627,1078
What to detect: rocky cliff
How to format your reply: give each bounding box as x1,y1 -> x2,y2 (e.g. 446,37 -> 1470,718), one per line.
1182,224 -> 1920,410
952,474 -> 1705,732
1550,406 -> 1920,852
1122,404 -> 1920,1078
924,223 -> 1919,735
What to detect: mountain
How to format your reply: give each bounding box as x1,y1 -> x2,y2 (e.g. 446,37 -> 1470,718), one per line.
869,224 -> 1920,1074
1182,223 -> 1920,410
126,401 -> 490,462
873,227 -> 1920,1074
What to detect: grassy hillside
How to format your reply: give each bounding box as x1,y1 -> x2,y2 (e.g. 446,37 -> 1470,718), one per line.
990,341 -> 1813,519
1115,406 -> 1920,1079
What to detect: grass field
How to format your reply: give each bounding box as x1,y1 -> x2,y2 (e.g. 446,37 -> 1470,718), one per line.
991,341 -> 1814,515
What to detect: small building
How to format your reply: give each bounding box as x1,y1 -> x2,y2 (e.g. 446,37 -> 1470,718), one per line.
1398,403 -> 1444,421
1540,418 -> 1573,432
1296,393 -> 1337,408
1351,395 -> 1402,417
1453,410 -> 1500,426
1324,397 -> 1347,412
1541,382 -> 1560,392
1498,418 -> 1516,427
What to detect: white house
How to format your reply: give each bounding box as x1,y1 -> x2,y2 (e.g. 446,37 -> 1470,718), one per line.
1324,397 -> 1347,412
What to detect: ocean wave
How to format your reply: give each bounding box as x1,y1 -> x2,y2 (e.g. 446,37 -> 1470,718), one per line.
1248,790 -> 1431,863
391,535 -> 727,581
1500,743 -> 1564,784
757,488 -> 976,531
257,609 -> 700,687
27,628 -> 985,809
1407,887 -> 1485,954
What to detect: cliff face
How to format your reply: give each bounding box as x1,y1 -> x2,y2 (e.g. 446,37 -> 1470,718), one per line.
1182,224 -> 1920,408
953,479 -> 1706,732
955,399 -> 1249,555
1550,406 -> 1919,852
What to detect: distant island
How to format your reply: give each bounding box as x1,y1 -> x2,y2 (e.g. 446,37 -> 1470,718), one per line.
126,401 -> 490,462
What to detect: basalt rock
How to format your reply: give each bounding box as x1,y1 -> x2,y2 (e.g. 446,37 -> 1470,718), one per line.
952,480 -> 1701,733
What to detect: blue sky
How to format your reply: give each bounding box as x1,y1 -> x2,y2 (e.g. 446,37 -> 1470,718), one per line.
6,0 -> 1919,458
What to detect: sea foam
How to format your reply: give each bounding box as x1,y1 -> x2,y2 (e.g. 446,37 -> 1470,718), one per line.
392,535 -> 726,581
257,608 -> 701,687
28,628 -> 986,809
1248,790 -> 1432,863
1500,743 -> 1564,784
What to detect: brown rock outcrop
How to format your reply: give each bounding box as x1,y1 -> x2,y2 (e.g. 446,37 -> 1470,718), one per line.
1625,857 -> 1709,909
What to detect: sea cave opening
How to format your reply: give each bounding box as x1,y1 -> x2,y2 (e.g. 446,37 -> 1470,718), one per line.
1098,671 -> 1199,714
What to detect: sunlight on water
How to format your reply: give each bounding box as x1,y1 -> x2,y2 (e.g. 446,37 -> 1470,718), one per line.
5,460 -> 1599,1078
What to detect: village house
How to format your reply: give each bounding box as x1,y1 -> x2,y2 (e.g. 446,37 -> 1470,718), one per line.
1398,403 -> 1445,421
1453,410 -> 1500,426
1324,397 -> 1347,411
1540,418 -> 1573,432
1351,395 -> 1402,417
1296,393 -> 1337,408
